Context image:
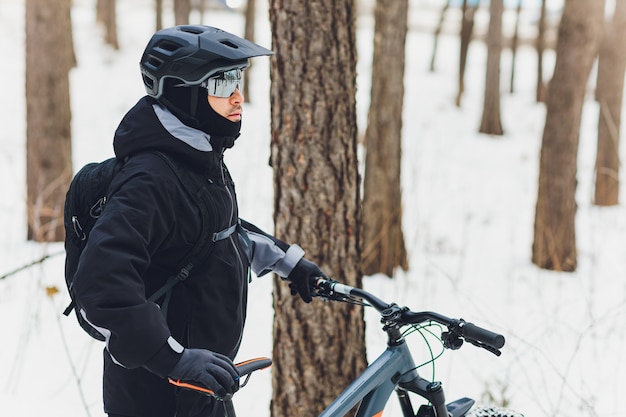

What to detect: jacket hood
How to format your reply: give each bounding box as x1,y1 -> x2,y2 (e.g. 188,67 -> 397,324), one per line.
113,96 -> 231,173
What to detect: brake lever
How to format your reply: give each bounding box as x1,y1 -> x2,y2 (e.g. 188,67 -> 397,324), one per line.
312,287 -> 368,306
313,289 -> 352,303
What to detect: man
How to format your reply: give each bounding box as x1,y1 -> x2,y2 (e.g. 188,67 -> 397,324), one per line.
71,25 -> 326,417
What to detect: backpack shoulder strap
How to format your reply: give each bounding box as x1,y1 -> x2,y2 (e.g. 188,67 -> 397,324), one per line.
147,152 -> 238,313
153,152 -> 216,274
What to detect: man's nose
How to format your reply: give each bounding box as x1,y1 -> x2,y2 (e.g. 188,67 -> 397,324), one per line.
231,88 -> 244,104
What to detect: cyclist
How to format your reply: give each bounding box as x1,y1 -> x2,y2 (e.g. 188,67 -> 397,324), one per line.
71,25 -> 326,417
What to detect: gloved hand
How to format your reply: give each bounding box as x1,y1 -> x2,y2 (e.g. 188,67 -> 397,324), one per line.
287,258 -> 328,303
168,348 -> 239,398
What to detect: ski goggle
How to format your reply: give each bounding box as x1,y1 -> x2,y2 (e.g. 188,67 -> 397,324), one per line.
201,69 -> 244,98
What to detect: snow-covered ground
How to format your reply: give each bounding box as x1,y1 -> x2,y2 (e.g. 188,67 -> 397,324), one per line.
1,0 -> 624,416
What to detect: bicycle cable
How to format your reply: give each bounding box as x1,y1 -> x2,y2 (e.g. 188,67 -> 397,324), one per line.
315,284 -> 446,381
315,290 -> 370,307
399,321 -> 446,382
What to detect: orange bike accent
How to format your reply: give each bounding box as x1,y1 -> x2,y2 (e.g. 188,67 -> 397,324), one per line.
168,378 -> 216,396
235,357 -> 272,370
372,411 -> 383,417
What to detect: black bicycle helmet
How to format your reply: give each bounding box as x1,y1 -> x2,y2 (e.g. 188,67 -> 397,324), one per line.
140,25 -> 273,98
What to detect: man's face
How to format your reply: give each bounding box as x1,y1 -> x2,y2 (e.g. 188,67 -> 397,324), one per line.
208,88 -> 243,122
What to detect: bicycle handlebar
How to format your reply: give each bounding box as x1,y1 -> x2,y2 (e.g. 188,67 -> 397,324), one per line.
313,278 -> 505,353
314,279 -> 390,311
400,310 -> 504,349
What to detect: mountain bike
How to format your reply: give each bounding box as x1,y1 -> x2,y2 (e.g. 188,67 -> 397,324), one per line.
172,278 -> 524,417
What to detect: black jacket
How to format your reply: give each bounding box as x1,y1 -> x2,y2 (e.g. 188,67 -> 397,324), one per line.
72,97 -> 304,416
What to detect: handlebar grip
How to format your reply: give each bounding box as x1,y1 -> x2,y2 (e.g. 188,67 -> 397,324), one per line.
461,322 -> 505,349
169,357 -> 272,399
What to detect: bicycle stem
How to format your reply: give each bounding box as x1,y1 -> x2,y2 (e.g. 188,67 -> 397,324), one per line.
381,304 -> 408,346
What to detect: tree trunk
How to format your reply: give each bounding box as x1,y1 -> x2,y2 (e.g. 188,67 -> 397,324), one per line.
156,0 -> 163,31
269,1 -> 367,416
594,0 -> 626,206
536,0 -> 548,102
479,0 -> 504,135
532,0 -> 605,271
361,0 -> 409,277
243,0 -> 256,101
96,0 -> 119,50
456,0 -> 478,107
174,0 -> 190,25
510,0 -> 522,94
430,0 -> 450,72
25,0 -> 74,242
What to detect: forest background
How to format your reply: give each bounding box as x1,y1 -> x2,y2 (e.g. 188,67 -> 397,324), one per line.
1,0 -> 626,416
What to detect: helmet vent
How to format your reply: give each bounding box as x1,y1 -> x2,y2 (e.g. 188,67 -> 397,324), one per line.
146,56 -> 163,70
180,26 -> 203,34
142,75 -> 154,89
219,40 -> 239,49
157,40 -> 181,52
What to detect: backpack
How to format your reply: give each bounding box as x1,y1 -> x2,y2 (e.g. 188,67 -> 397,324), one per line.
63,151 -> 235,341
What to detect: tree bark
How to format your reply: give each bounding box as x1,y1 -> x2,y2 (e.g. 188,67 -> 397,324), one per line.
361,0 -> 409,277
536,0 -> 548,102
25,0 -> 74,242
532,0 -> 605,271
174,0 -> 190,25
97,0 -> 119,50
269,0 -> 367,415
155,0 -> 163,31
243,0 -> 256,101
456,0 -> 478,107
594,0 -> 626,206
430,0 -> 450,72
479,0 -> 504,135
509,0 -> 522,94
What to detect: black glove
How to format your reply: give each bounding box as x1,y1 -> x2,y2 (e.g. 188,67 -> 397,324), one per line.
168,348 -> 239,398
287,258 -> 328,303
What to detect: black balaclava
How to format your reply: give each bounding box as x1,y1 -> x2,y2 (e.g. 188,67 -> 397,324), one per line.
160,79 -> 241,149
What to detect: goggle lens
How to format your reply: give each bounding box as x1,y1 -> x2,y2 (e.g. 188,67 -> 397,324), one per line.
202,69 -> 243,98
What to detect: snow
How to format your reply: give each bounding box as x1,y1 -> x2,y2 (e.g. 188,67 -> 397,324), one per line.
1,0 -> 625,416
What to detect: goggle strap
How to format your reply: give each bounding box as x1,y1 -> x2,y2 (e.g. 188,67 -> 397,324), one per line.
189,86 -> 198,116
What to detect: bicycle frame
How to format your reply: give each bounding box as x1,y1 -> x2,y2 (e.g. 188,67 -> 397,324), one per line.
319,338 -> 473,417
320,340 -> 416,417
